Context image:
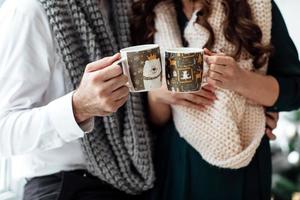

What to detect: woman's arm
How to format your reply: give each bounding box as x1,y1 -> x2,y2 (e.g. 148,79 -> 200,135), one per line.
235,70 -> 279,107
206,55 -> 279,107
206,2 -> 300,109
207,2 -> 300,110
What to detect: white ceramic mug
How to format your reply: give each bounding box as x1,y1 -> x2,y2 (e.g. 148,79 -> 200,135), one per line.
116,44 -> 162,92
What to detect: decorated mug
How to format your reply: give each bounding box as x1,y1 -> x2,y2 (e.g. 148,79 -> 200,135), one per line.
165,48 -> 204,93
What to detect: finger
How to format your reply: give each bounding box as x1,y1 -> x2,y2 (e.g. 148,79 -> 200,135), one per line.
103,75 -> 128,92
175,100 -> 205,111
207,77 -> 223,87
185,93 -> 214,106
104,96 -> 128,113
266,112 -> 279,121
215,50 -> 226,56
273,113 -> 279,121
202,83 -> 216,92
265,128 -> 277,140
192,87 -> 216,100
180,93 -> 213,105
98,64 -> 123,81
195,96 -> 214,106
197,89 -> 217,100
86,53 -> 121,72
266,115 -> 277,130
114,96 -> 129,109
206,55 -> 233,66
210,64 -> 226,74
111,86 -> 129,101
202,70 -> 209,79
209,71 -> 224,82
204,48 -> 214,56
204,48 -> 227,56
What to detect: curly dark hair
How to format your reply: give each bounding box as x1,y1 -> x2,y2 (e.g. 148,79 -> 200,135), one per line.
131,0 -> 273,69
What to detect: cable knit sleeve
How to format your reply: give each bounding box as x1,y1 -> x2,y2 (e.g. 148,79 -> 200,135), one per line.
154,2 -> 183,50
267,1 -> 300,112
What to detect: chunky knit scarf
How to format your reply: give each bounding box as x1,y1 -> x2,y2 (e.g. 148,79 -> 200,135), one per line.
154,0 -> 272,169
39,0 -> 154,194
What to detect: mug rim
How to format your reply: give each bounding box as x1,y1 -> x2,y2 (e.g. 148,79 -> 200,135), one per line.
120,44 -> 159,53
165,47 -> 203,54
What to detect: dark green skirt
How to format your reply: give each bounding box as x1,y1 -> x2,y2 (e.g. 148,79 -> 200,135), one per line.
150,123 -> 271,200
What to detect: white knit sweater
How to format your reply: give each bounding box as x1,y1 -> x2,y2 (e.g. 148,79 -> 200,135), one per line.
154,0 -> 272,169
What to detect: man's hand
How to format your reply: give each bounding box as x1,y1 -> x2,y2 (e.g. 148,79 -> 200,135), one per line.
72,53 -> 129,123
265,112 -> 279,140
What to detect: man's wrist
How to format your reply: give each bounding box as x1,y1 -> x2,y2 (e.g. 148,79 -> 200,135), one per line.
72,92 -> 91,123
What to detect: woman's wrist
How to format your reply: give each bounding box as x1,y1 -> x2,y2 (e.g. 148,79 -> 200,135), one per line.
234,69 -> 251,95
234,70 -> 280,106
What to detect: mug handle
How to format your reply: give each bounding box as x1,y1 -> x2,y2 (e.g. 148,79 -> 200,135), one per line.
114,57 -> 135,92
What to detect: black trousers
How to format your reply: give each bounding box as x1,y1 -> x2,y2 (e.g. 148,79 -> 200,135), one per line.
23,170 -> 147,200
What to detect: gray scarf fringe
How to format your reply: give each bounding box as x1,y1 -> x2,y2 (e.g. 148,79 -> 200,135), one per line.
39,0 -> 155,194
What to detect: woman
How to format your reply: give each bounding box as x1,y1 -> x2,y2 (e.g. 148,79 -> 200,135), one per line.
132,0 -> 300,199
0,0 -> 154,199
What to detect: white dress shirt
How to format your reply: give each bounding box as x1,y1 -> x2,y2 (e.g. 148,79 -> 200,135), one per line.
0,0 -> 111,178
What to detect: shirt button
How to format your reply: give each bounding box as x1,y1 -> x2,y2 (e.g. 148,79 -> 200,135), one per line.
83,173 -> 87,178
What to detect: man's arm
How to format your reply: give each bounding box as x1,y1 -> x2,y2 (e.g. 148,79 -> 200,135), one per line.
0,2 -> 90,157
267,2 -> 300,112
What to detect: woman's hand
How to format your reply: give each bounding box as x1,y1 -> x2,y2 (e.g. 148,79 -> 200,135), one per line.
204,49 -> 279,106
205,54 -> 247,93
265,112 -> 279,140
148,84 -> 217,125
149,84 -> 217,111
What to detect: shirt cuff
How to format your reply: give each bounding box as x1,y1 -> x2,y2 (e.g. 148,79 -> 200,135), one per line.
79,118 -> 95,133
47,92 -> 86,142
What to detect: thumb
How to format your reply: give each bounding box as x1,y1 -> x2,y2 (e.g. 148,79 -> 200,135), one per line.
85,53 -> 121,72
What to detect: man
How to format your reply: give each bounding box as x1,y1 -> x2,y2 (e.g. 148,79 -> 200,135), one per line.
0,0 -> 154,199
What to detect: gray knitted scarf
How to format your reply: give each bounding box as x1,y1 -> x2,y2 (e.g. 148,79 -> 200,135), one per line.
39,0 -> 155,194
